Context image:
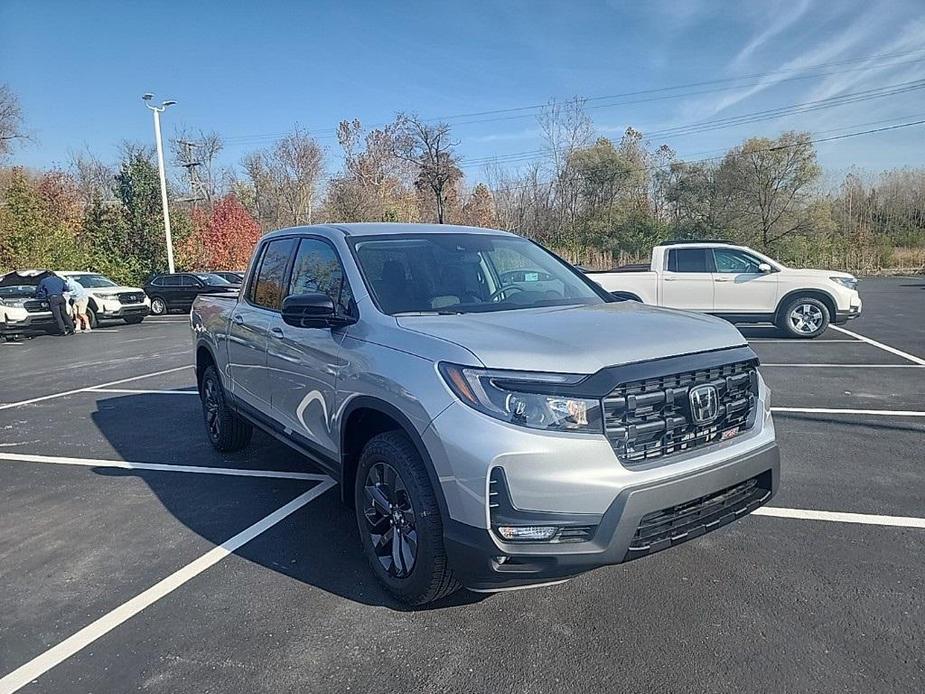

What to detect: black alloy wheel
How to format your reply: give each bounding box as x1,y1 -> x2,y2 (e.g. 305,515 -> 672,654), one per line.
362,462 -> 419,578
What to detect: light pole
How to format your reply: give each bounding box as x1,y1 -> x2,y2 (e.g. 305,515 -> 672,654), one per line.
142,93 -> 177,273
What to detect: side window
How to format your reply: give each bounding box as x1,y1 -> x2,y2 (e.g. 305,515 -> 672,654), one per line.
162,275 -> 181,287
179,275 -> 197,287
250,238 -> 296,310
667,248 -> 711,273
150,277 -> 163,287
713,249 -> 762,274
288,238 -> 354,315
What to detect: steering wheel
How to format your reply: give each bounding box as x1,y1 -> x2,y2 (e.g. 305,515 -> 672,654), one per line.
488,285 -> 526,302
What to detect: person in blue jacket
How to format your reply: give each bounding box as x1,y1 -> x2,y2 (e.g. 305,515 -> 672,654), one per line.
34,273 -> 75,335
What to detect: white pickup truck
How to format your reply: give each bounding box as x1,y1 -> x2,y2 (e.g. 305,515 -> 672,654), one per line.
588,242 -> 862,338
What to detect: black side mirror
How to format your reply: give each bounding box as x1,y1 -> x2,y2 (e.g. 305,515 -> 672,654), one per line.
281,292 -> 353,329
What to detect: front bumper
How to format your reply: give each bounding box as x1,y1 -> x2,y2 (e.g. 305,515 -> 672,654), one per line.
96,303 -> 151,319
445,441 -> 780,591
0,310 -> 57,336
834,304 -> 862,324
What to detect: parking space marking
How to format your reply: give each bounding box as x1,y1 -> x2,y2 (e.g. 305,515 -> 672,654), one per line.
761,363 -> 925,368
747,339 -> 859,343
0,366 -> 192,411
0,480 -> 336,694
0,452 -> 332,482
88,387 -> 198,395
772,406 -> 925,417
830,325 -> 925,365
756,506 -> 925,528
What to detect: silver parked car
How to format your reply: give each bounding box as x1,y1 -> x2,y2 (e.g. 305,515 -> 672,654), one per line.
191,224 -> 780,605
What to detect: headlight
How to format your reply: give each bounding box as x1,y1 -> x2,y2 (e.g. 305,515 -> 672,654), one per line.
92,292 -> 120,302
438,363 -> 601,433
830,276 -> 858,290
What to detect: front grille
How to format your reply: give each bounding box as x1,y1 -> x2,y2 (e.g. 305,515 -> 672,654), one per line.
23,300 -> 49,313
603,359 -> 758,465
117,292 -> 145,304
624,471 -> 772,561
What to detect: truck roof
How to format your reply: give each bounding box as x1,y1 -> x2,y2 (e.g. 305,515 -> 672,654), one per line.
263,223 -> 519,239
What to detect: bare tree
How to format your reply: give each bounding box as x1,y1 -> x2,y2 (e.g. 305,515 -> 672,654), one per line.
69,149 -> 115,207
0,84 -> 28,160
240,128 -> 325,229
392,114 -> 461,223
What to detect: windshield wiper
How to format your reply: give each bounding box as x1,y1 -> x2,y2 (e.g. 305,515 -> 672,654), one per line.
393,310 -> 465,316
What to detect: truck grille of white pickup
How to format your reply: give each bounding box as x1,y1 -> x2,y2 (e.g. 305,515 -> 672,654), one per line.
603,359 -> 759,465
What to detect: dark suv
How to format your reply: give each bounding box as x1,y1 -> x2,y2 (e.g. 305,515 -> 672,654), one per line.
143,272 -> 238,315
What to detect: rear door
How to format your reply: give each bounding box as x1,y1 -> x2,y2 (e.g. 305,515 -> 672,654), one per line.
266,236 -> 354,459
159,275 -> 182,306
177,274 -> 201,308
711,247 -> 779,314
226,237 -> 297,408
661,248 -> 715,310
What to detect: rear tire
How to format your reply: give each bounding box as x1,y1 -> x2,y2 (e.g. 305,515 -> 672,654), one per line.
355,431 -> 460,606
199,365 -> 252,452
150,297 -> 167,315
778,296 -> 830,339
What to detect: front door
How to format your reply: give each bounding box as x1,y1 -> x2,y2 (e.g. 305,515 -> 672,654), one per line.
711,248 -> 779,313
267,236 -> 355,460
661,248 -> 715,311
226,237 -> 296,408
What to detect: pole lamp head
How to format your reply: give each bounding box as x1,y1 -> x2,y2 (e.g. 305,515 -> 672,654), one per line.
162,100 -> 177,107
142,93 -> 154,101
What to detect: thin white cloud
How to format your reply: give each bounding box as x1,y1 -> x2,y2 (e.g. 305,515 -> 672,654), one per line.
694,4 -> 886,118
733,0 -> 813,67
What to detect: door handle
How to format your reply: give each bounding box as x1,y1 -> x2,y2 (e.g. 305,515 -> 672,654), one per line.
714,277 -> 731,282
663,277 -> 677,281
270,326 -> 284,337
232,314 -> 245,325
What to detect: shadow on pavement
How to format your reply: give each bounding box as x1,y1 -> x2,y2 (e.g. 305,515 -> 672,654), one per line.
90,392 -> 486,611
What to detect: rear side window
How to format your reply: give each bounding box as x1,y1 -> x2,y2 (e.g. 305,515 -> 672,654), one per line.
249,238 -> 296,310
667,248 -> 712,273
288,238 -> 354,315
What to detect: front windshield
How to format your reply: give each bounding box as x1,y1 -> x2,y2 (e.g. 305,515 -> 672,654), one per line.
0,285 -> 37,298
71,274 -> 118,288
353,234 -> 605,315
196,273 -> 231,286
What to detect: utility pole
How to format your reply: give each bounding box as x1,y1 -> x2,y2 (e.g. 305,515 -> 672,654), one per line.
142,93 -> 177,273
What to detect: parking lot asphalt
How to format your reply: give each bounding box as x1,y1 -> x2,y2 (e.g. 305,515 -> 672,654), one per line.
1,278 -> 923,693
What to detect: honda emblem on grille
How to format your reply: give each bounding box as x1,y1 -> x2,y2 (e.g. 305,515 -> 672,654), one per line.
689,384 -> 719,424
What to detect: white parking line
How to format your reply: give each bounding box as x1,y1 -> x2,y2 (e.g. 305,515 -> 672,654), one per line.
88,388 -> 198,395
0,366 -> 192,411
830,325 -> 925,365
0,452 -> 331,482
772,407 -> 925,417
754,506 -> 925,528
760,363 -> 925,368
0,480 -> 336,694
748,339 -> 858,343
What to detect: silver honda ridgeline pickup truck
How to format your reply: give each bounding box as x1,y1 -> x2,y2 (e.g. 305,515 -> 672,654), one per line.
191,223 -> 779,605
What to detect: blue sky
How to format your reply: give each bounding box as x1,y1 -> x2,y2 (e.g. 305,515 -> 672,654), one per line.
2,0 -> 924,186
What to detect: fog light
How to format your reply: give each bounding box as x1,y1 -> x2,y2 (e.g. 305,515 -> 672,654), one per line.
496,525 -> 558,541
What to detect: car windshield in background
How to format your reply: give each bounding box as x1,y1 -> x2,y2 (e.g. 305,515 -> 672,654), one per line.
71,274 -> 118,288
196,273 -> 232,286
353,234 -> 605,315
0,285 -> 37,298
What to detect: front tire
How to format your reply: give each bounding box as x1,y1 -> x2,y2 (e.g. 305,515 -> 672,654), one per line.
778,296 -> 830,338
150,297 -> 167,315
355,431 -> 460,606
124,316 -> 144,324
86,307 -> 99,329
199,365 -> 252,452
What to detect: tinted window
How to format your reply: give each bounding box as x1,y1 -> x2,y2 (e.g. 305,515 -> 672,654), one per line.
195,273 -> 231,286
353,234 -> 603,315
179,275 -> 198,287
162,275 -> 181,287
667,248 -> 711,273
250,238 -> 296,310
149,277 -> 164,287
288,238 -> 354,315
713,249 -> 763,274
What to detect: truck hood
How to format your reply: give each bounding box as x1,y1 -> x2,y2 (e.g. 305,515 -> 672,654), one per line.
396,302 -> 747,374
778,267 -> 855,281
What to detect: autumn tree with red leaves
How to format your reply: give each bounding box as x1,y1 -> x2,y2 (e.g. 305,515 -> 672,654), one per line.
179,194 -> 262,270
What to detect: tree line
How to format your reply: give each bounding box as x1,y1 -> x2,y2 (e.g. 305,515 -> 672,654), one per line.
1,85 -> 923,284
